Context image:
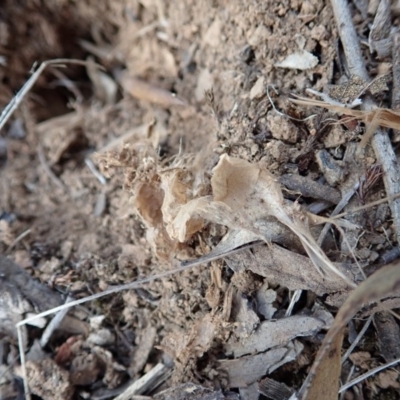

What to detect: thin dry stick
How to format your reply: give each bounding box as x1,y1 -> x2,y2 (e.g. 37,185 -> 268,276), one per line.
114,363 -> 170,400
339,364 -> 356,400
286,289 -> 302,317
329,222 -> 366,280
341,315 -> 373,364
330,0 -> 400,246
317,181 -> 359,247
339,356 -> 400,394
85,158 -> 107,185
393,33 -> 400,114
37,145 -> 67,191
5,228 -> 31,254
330,192 -> 400,221
0,59 -> 89,132
17,262 -> 207,325
267,85 -> 316,122
180,241 -> 257,268
40,295 -> 73,348
49,67 -> 83,103
18,326 -> 29,400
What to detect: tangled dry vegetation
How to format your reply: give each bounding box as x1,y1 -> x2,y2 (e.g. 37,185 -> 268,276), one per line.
2,0 -> 400,399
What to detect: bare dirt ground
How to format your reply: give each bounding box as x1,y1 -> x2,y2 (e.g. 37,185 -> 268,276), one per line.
1,0 -> 400,399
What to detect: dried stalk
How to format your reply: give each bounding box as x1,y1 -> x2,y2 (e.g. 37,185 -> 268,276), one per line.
299,1 -> 400,398
330,0 -> 400,246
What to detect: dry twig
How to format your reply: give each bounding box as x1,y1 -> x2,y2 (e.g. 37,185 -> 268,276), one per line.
114,363 -> 170,400
298,1 -> 400,397
329,0 -> 400,246
0,59 -> 91,132
339,356 -> 400,394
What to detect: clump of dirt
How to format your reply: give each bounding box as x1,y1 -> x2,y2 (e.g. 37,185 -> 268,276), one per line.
1,0 -> 400,399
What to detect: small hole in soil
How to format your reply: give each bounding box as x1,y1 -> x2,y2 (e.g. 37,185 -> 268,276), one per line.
241,45 -> 256,65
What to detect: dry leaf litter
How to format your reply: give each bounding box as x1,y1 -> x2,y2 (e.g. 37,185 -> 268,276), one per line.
0,1 -> 400,399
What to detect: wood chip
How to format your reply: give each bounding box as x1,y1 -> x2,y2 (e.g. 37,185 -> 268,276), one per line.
258,377 -> 294,400
225,243 -> 357,296
279,174 -> 341,204
225,316 -> 328,358
373,311 -> 400,362
220,341 -> 303,388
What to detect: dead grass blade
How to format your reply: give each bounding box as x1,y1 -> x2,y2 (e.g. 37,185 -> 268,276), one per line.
291,96 -> 400,131
300,260 -> 400,399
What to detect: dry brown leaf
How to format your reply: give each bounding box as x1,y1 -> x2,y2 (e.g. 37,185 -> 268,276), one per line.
100,139 -> 210,260
300,260 -> 400,400
132,181 -> 178,260
349,351 -> 372,369
118,72 -> 187,107
376,369 -> 400,389
133,182 -> 164,227
160,169 -> 204,241
225,244 -> 358,299
259,377 -> 295,399
172,154 -> 355,286
100,141 -> 182,260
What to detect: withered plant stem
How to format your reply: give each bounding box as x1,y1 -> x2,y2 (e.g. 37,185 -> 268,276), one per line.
299,1 -> 400,398
330,0 -> 400,245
